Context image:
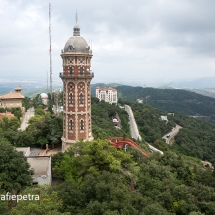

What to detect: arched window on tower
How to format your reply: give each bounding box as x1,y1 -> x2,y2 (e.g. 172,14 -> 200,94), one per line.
69,67 -> 73,74
80,93 -> 83,104
70,93 -> 73,104
70,120 -> 73,130
80,120 -> 84,130
80,67 -> 83,75
68,45 -> 73,51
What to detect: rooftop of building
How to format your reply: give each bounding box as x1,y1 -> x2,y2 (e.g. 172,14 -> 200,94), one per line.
0,92 -> 24,99
0,112 -> 14,118
15,147 -> 30,155
14,86 -> 22,91
96,86 -> 117,91
63,14 -> 91,53
40,93 -> 48,99
0,87 -> 24,99
27,156 -> 51,176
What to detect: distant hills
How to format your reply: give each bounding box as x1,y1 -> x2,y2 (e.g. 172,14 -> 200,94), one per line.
2,78 -> 215,123
90,83 -> 122,96
157,76 -> 215,89
0,78 -> 62,97
116,85 -> 215,125
22,88 -> 50,98
90,82 -> 215,125
0,81 -> 121,98
189,89 -> 215,98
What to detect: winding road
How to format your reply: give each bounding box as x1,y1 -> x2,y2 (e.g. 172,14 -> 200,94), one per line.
124,104 -> 164,155
125,105 -> 142,141
162,124 -> 182,144
20,107 -> 35,131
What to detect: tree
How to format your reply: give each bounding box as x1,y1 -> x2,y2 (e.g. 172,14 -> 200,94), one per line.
16,130 -> 35,147
144,202 -> 173,215
48,114 -> 63,148
35,105 -> 45,116
0,116 -> 9,131
22,97 -> 32,111
27,112 -> 51,147
56,180 -> 85,214
0,140 -> 33,193
32,94 -> 40,108
56,172 -> 144,215
0,116 -> 20,132
0,187 -> 9,214
11,185 -> 70,215
11,108 -> 22,120
9,117 -> 21,131
54,139 -> 139,181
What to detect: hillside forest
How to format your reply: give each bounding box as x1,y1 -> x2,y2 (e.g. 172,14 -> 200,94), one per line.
116,85 -> 215,125
1,91 -> 215,214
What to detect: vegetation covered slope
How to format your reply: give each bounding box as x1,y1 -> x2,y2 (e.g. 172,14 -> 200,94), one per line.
91,97 -> 130,139
50,139 -> 215,215
119,99 -> 215,164
116,85 -> 215,124
2,93 -> 215,214
172,114 -> 215,164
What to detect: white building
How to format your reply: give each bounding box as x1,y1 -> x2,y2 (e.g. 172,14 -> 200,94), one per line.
16,147 -> 52,185
96,86 -> 117,104
27,156 -> 52,185
161,115 -> 168,122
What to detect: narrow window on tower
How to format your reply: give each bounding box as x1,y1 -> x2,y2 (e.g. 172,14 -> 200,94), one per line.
70,93 -> 73,104
80,93 -> 83,104
80,120 -> 84,130
69,67 -> 73,74
63,119 -> 65,131
70,120 -> 73,130
80,67 -> 83,75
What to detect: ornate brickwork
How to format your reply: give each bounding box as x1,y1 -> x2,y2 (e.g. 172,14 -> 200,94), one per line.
60,23 -> 94,152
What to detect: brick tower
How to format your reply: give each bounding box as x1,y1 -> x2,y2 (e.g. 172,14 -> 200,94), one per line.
59,20 -> 94,152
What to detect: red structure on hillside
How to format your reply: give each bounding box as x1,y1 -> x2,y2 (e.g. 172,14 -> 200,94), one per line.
106,137 -> 148,158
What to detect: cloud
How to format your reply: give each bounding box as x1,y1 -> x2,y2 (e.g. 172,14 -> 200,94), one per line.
0,0 -> 215,84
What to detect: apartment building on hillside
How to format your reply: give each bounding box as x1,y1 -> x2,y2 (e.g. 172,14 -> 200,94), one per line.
96,86 -> 118,104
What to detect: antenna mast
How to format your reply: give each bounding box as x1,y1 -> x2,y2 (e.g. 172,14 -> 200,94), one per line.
47,70 -> 48,91
49,3 -> 52,99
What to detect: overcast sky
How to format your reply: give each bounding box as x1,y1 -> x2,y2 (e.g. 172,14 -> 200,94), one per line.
0,0 -> 215,85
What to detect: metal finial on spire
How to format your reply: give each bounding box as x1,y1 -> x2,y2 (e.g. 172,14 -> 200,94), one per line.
75,10 -> 78,24
73,10 -> 80,36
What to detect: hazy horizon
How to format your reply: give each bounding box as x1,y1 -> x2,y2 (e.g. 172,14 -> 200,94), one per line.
0,0 -> 215,85
1,75 -> 215,91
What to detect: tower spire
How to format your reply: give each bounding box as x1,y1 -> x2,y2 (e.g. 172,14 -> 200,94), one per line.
75,10 -> 78,24
73,11 -> 80,36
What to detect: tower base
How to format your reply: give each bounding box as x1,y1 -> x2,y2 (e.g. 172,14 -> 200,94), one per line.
61,136 -> 94,152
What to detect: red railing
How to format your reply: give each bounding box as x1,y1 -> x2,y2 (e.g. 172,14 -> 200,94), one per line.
106,137 -> 148,158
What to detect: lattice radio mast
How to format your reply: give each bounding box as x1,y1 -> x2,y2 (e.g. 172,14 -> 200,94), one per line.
47,70 -> 48,91
49,3 -> 52,99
